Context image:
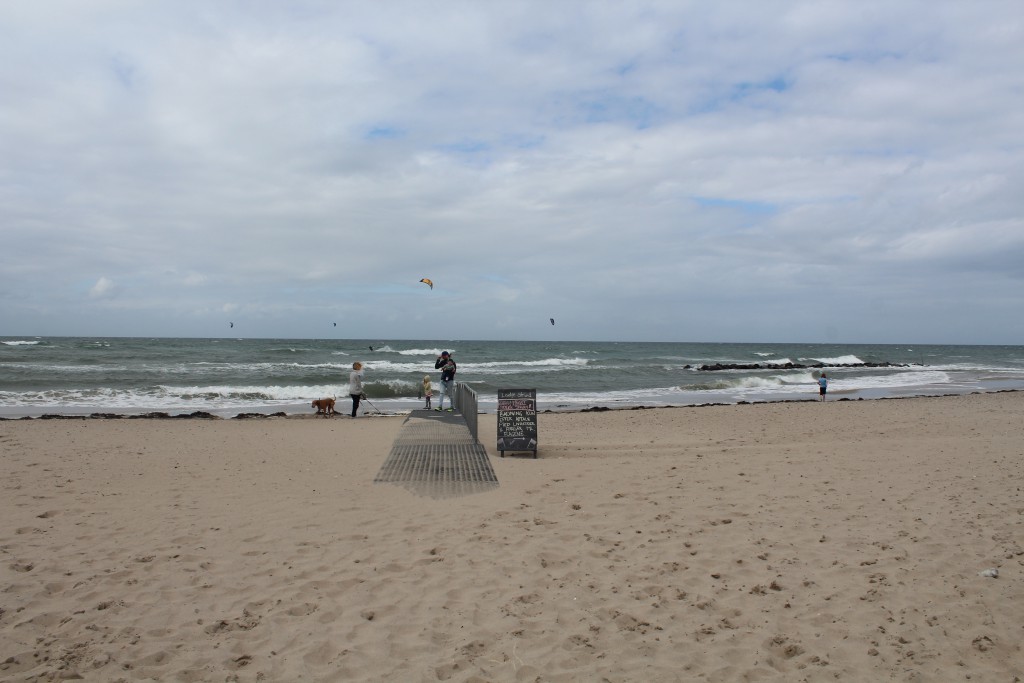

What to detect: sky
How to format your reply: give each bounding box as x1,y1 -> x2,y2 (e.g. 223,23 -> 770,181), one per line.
2,1 -> 1022,344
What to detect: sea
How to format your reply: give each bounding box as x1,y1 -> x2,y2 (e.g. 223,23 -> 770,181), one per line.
2,337 -> 1023,418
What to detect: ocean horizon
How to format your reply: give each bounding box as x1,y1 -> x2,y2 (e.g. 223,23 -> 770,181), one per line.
3,336 -> 1024,418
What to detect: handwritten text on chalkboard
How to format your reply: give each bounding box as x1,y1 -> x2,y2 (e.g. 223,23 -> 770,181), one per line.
497,388 -> 537,457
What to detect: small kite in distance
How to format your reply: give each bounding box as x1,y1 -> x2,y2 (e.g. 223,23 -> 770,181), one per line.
229,322 -> 234,328
550,318 -> 555,325
333,322 -> 337,327
419,278 -> 434,290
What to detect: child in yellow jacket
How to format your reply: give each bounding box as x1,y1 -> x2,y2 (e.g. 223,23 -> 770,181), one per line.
422,375 -> 432,409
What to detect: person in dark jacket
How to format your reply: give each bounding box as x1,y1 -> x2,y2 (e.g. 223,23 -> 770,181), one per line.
434,351 -> 457,411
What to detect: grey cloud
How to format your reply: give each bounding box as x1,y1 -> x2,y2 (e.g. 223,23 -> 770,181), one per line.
1,1 -> 1022,342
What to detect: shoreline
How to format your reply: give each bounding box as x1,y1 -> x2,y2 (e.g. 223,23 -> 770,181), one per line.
2,386 -> 1019,420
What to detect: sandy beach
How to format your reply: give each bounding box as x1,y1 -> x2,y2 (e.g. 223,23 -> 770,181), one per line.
1,392 -> 1022,682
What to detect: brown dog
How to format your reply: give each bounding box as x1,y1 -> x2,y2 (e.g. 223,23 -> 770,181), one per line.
311,398 -> 335,416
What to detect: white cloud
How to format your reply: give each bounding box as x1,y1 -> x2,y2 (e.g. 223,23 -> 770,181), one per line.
89,276 -> 116,299
1,0 -> 1022,342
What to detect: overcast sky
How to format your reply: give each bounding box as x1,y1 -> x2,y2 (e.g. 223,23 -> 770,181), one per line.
2,1 -> 1022,344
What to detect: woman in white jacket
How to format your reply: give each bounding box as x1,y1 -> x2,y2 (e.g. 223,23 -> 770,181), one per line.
348,362 -> 364,417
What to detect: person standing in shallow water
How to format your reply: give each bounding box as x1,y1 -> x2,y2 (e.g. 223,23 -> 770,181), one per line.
349,361 -> 364,417
818,372 -> 828,402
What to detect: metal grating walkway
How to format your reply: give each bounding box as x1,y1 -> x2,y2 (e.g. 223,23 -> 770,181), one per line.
374,409 -> 498,498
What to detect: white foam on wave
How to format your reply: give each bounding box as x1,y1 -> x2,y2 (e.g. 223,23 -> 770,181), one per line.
923,360 -> 1024,374
362,360 -> 437,373
847,369 -> 951,389
675,367 -> 957,401
0,362 -> 131,374
191,360 -> 352,372
538,386 -> 686,406
2,340 -> 40,346
12,360 -> 352,378
336,346 -> 441,357
169,384 -> 345,401
802,354 -> 864,365
724,368 -> 952,397
0,383 -> 343,408
470,358 -> 590,369
377,377 -> 419,391
364,357 -> 590,375
696,372 -> 810,393
371,346 -> 460,356
734,374 -> 799,389
395,347 -> 446,356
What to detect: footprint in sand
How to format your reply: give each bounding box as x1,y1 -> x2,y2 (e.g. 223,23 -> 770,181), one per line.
286,603 -> 319,617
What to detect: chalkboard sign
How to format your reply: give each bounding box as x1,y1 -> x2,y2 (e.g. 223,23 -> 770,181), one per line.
497,388 -> 537,458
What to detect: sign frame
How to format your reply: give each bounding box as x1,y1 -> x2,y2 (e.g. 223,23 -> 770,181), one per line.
496,388 -> 537,458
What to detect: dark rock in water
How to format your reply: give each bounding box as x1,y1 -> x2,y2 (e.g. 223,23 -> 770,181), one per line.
172,411 -> 218,419
581,406 -> 610,412
700,363 -> 762,371
697,361 -> 911,371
